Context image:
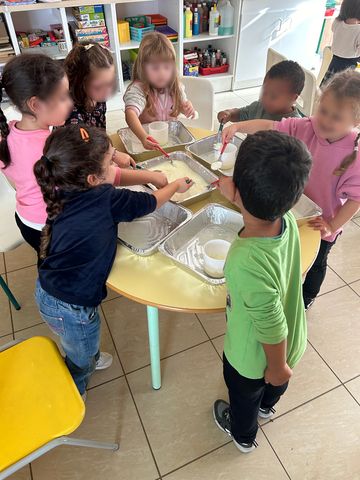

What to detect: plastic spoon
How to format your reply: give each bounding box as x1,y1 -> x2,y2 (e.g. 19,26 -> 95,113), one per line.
214,119 -> 224,150
147,136 -> 170,158
135,164 -> 162,173
211,142 -> 228,170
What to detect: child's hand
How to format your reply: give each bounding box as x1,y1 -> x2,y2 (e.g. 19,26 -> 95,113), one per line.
150,172 -> 168,189
176,177 -> 193,193
308,216 -> 333,239
217,110 -> 231,125
264,363 -> 293,386
182,100 -> 195,119
216,176 -> 236,203
114,151 -> 136,169
142,136 -> 160,151
222,124 -> 238,144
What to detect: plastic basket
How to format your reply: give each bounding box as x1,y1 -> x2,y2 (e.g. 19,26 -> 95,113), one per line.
199,64 -> 229,76
117,20 -> 130,43
129,23 -> 155,41
129,48 -> 138,62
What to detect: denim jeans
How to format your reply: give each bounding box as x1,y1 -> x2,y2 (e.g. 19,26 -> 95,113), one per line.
35,279 -> 100,395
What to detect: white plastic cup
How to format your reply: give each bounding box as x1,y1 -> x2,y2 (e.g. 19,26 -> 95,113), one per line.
203,239 -> 231,278
221,143 -> 237,170
148,121 -> 169,146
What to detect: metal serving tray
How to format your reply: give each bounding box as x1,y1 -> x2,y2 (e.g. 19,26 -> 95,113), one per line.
292,194 -> 323,227
137,151 -> 219,207
158,203 -> 244,284
185,133 -> 243,176
117,120 -> 196,161
117,185 -> 192,256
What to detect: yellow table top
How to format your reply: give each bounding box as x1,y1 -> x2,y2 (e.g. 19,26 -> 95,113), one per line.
107,127 -> 320,313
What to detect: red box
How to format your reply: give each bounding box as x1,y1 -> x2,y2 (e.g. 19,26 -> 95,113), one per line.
325,8 -> 336,16
199,64 -> 229,76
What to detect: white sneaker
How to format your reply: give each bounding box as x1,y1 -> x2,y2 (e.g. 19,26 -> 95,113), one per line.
95,352 -> 113,370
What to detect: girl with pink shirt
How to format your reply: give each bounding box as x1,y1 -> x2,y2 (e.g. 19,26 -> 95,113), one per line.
124,32 -> 195,151
221,69 -> 360,311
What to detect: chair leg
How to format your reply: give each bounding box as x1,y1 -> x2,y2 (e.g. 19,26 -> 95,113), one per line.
0,275 -> 20,310
147,305 -> 161,390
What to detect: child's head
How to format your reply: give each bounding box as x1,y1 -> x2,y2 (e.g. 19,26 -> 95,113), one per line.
33,125 -> 113,258
0,54 -> 71,168
233,130 -> 312,222
129,32 -> 183,117
64,42 -> 115,110
339,0 -> 360,22
261,60 -> 305,115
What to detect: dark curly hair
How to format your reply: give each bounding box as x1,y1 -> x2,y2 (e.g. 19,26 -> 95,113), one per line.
267,60 -> 305,95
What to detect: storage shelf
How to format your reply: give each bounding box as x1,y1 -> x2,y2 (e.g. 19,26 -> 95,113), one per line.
119,40 -> 140,51
183,32 -> 234,44
0,0 -> 154,13
200,72 -> 233,80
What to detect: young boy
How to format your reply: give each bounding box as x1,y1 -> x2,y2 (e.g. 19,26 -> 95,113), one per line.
213,130 -> 313,453
218,60 -> 305,124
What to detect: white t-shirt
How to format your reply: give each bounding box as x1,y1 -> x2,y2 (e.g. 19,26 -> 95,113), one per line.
331,19 -> 360,58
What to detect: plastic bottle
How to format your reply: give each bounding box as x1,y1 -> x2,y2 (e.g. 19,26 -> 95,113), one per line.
198,3 -> 204,33
209,5 -> 219,36
217,0 -> 234,36
216,48 -> 221,65
202,2 -> 209,32
221,52 -> 227,65
211,51 -> 216,68
193,7 -> 200,35
185,7 -> 193,38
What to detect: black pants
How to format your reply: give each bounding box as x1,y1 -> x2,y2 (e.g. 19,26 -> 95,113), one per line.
15,213 -> 43,268
223,354 -> 288,444
321,54 -> 359,86
303,237 -> 337,306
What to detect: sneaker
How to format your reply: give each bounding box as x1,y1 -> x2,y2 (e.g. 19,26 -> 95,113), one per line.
258,406 -> 276,419
95,352 -> 113,370
81,391 -> 87,402
304,298 -> 315,312
213,399 -> 258,454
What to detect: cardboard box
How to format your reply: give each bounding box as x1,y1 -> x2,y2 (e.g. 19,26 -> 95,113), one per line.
72,9 -> 104,21
69,21 -> 107,37
77,34 -> 109,43
73,5 -> 103,15
73,18 -> 106,28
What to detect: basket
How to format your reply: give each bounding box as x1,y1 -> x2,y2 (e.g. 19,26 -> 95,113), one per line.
129,48 -> 138,62
125,15 -> 155,41
117,20 -> 130,43
199,64 -> 229,76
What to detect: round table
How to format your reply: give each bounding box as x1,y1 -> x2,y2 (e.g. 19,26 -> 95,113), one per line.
108,127 -> 320,389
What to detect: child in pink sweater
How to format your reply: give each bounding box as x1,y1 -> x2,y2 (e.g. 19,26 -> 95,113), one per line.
222,69 -> 360,311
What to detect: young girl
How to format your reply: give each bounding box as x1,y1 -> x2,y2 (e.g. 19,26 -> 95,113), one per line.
62,41 -> 134,168
222,69 -> 360,311
322,0 -> 360,85
33,124 -> 193,398
124,32 -> 195,151
0,54 -> 73,266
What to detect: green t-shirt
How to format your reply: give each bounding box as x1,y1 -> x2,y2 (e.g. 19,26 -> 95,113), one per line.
223,211 -> 306,379
237,100 -> 301,122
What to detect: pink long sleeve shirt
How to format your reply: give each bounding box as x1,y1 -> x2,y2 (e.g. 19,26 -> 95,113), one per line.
275,116 -> 360,242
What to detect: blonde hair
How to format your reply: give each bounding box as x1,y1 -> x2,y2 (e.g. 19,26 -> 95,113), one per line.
126,32 -> 183,117
321,69 -> 360,176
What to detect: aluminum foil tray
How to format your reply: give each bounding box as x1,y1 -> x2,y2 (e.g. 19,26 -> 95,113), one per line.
117,185 -> 192,256
117,120 -> 196,161
185,133 -> 243,176
158,203 -> 244,284
137,151 -> 219,207
292,194 -> 323,227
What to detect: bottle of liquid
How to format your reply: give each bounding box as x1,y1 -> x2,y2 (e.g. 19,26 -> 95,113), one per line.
221,52 -> 227,65
209,5 -> 219,36
198,2 -> 204,33
217,0 -> 234,35
211,51 -> 216,68
216,48 -> 221,65
198,50 -> 203,66
202,2 -> 209,32
193,7 -> 200,35
185,7 -> 193,38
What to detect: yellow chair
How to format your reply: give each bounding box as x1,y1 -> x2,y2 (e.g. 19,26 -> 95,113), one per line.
0,336 -> 118,480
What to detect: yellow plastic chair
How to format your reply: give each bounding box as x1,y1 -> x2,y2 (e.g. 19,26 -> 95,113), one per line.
0,336 -> 118,479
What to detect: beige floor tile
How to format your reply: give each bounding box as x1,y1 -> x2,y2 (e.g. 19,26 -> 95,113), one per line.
212,334 -> 225,358
307,286 -> 360,382
0,279 -> 12,337
234,86 -> 262,98
103,296 -> 208,373
214,91 -> 242,102
0,253 -> 5,274
238,93 -> 259,104
328,221 -> 360,283
345,375 -> 360,403
107,118 -> 127,136
31,378 -> 159,480
197,311 -> 227,339
165,430 -> 288,480
2,466 -> 32,480
352,209 -> 360,219
4,242 -> 37,272
349,279 -> 360,296
102,285 -> 121,303
106,109 -> 125,122
214,96 -> 249,113
7,265 -> 41,332
263,386 -> 360,480
0,333 -> 14,347
127,342 -> 228,475
14,312 -> 123,389
318,267 -> 346,296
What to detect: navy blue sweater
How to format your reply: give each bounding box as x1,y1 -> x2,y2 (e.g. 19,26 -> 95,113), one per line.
39,184 -> 157,307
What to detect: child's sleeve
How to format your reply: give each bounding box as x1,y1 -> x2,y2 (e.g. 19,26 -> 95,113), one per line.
112,167 -> 121,187
336,167 -> 360,203
110,188 -> 157,223
237,105 -> 250,122
274,117 -> 301,136
180,83 -> 188,103
124,84 -> 147,117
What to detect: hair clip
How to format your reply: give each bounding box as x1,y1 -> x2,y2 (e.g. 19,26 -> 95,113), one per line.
84,44 -> 94,51
80,128 -> 90,143
355,146 -> 359,152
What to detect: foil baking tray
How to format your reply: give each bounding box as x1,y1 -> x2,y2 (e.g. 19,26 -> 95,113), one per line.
185,133 -> 243,176
117,185 -> 192,256
137,151 -> 219,207
158,203 -> 244,284
117,120 -> 196,161
292,194 -> 323,227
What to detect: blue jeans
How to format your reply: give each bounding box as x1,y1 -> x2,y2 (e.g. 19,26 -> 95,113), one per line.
35,279 -> 101,395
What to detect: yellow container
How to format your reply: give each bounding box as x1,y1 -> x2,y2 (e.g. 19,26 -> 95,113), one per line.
185,7 -> 193,38
117,20 -> 130,43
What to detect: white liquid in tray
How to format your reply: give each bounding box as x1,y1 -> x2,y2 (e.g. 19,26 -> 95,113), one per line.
148,160 -> 209,201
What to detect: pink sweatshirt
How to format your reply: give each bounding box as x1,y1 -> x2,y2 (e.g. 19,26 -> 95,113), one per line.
1,121 -> 50,225
275,116 -> 360,242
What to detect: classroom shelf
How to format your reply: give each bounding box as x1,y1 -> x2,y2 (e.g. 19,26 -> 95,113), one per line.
0,0 -> 154,13
118,40 -> 140,51
183,32 -> 234,44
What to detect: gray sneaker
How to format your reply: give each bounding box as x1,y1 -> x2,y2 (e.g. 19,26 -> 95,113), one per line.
258,406 -> 276,419
213,399 -> 258,453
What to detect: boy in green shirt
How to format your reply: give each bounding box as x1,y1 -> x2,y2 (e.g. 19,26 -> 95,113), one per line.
213,130 -> 313,453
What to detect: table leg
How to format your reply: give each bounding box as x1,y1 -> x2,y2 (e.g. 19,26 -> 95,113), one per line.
147,305 -> 161,390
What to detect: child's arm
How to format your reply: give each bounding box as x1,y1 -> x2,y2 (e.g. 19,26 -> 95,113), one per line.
152,178 -> 193,209
218,106 -> 250,125
261,340 -> 293,386
119,169 -> 168,189
222,119 -> 274,143
308,200 -> 360,239
180,100 -> 195,119
125,109 -> 160,151
113,149 -> 136,169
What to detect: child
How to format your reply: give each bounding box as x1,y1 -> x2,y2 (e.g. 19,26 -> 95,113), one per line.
124,32 -> 195,151
61,41 -> 134,168
33,124 -> 193,398
213,130 -> 312,453
0,54 -> 73,265
222,69 -> 360,311
322,0 -> 360,85
218,60 -> 304,124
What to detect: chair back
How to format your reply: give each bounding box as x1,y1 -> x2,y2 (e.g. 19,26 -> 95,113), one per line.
317,46 -> 333,86
179,76 -> 215,130
0,172 -> 24,253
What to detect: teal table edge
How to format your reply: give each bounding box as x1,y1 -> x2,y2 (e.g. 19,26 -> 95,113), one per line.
147,306 -> 161,389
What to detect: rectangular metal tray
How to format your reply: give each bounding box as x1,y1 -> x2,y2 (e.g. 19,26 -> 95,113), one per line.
137,151 -> 219,207
117,120 -> 196,161
185,133 -> 243,176
158,203 -> 244,284
117,185 -> 192,256
292,194 -> 323,227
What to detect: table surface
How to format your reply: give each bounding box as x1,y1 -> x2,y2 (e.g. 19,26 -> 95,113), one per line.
107,127 -> 320,313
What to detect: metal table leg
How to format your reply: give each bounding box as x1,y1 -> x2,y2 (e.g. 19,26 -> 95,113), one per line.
146,305 -> 161,390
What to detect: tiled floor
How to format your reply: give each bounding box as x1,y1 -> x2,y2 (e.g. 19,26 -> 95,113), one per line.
2,87 -> 360,479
